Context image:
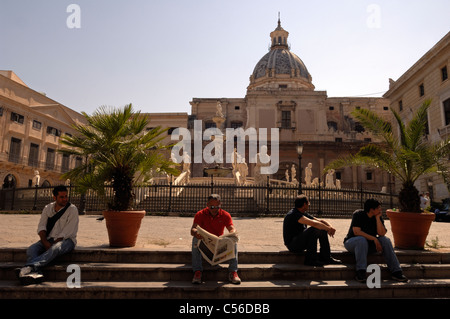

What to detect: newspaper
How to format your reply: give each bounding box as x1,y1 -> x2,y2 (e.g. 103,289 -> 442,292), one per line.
196,226 -> 239,266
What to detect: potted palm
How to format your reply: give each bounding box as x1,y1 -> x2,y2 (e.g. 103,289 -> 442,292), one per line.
325,99 -> 450,249
60,104 -> 179,247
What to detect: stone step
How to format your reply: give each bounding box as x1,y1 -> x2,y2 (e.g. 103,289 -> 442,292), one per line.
0,263 -> 450,281
2,248 -> 449,265
2,262 -> 450,282
1,279 -> 449,299
2,248 -> 449,299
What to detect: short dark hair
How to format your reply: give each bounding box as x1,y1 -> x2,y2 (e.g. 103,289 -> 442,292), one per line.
207,194 -> 221,202
364,198 -> 381,212
52,185 -> 68,197
294,194 -> 309,208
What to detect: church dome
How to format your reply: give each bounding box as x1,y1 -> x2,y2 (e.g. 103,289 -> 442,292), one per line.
248,18 -> 314,91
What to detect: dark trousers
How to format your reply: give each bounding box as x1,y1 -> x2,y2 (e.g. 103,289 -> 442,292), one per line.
287,227 -> 331,263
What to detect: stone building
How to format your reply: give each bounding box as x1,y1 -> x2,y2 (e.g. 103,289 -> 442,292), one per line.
384,31 -> 450,201
0,71 -> 87,188
188,19 -> 391,190
0,70 -> 188,189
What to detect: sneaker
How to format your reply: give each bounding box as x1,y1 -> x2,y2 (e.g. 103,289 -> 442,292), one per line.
19,272 -> 44,286
15,266 -> 32,279
192,271 -> 202,284
391,271 -> 408,282
355,270 -> 366,283
229,271 -> 241,285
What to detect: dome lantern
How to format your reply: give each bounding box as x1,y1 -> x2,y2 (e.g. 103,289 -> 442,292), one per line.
248,16 -> 314,91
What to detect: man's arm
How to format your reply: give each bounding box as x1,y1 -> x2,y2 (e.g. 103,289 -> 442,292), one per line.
298,216 -> 336,237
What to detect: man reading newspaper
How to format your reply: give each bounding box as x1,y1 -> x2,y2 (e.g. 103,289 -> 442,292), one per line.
190,194 -> 240,284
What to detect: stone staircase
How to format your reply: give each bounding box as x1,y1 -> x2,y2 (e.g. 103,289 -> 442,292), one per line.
0,248 -> 449,299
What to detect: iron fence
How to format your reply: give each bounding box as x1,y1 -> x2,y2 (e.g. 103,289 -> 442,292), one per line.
0,180 -> 397,218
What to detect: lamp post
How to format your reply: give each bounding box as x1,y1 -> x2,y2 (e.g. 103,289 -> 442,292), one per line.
296,140 -> 303,194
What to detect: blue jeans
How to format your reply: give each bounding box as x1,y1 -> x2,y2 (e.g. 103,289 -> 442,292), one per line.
26,239 -> 75,271
191,237 -> 238,272
344,236 -> 402,273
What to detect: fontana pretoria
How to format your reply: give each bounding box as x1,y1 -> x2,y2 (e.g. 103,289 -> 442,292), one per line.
183,18 -> 391,191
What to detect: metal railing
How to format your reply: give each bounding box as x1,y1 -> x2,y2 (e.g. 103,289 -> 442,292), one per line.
0,180 -> 397,218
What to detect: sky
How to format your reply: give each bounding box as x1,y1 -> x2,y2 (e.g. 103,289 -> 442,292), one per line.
1,0 -> 449,116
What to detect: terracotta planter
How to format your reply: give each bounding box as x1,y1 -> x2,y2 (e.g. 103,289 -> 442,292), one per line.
102,210 -> 146,247
386,209 -> 435,250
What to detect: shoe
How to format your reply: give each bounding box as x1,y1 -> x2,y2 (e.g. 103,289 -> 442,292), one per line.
192,271 -> 202,284
391,271 -> 408,282
15,266 -> 32,279
19,272 -> 44,286
320,257 -> 342,265
229,271 -> 241,285
355,270 -> 366,283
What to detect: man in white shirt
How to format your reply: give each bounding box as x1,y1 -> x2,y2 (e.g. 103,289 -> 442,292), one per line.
16,185 -> 79,285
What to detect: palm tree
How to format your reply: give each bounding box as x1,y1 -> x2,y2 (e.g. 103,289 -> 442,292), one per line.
325,99 -> 450,212
59,104 -> 179,211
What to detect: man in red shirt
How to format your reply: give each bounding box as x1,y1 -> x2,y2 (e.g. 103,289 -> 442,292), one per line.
190,194 -> 240,284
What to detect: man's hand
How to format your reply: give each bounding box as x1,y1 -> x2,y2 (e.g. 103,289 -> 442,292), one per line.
373,238 -> 382,252
192,228 -> 203,240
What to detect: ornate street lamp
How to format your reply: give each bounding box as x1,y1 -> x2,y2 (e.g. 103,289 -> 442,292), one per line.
296,140 -> 303,194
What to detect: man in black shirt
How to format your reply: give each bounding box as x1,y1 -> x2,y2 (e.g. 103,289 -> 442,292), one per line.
344,199 -> 408,282
283,195 -> 341,266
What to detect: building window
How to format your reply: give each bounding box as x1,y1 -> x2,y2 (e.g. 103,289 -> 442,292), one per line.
366,171 -> 373,181
335,138 -> 343,143
10,112 -> 24,124
61,154 -> 70,173
230,121 -> 243,129
32,120 -> 42,130
419,83 -> 425,97
329,106 -> 334,110
205,121 -> 216,129
355,122 -> 365,133
75,157 -> 83,168
28,143 -> 40,167
47,126 -> 61,136
281,111 -> 291,128
45,148 -> 55,170
279,84 -> 287,89
444,98 -> 450,126
442,66 -> 448,82
327,121 -> 337,131
0,107 -> 3,116
234,106 -> 240,110
399,100 -> 403,112
9,137 -> 21,163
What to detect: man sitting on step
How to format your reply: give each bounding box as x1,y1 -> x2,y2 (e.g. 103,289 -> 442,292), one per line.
283,194 -> 342,266
190,194 -> 241,285
16,185 -> 79,285
344,198 -> 408,283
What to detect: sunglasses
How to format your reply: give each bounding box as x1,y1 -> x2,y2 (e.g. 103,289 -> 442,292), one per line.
208,206 -> 221,209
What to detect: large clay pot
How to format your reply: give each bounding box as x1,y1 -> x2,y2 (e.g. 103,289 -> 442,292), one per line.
102,210 -> 146,247
386,209 -> 435,250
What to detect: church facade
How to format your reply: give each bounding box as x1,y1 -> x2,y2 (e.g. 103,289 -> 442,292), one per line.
188,19 -> 391,191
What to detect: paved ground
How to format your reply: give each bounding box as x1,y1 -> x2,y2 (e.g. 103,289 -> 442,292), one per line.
0,213 -> 449,252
